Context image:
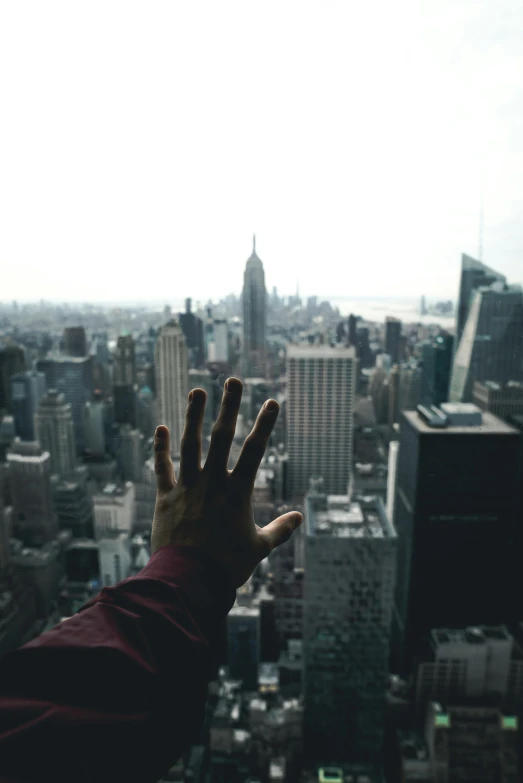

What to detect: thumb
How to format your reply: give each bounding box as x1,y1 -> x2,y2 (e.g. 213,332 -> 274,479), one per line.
259,511 -> 303,553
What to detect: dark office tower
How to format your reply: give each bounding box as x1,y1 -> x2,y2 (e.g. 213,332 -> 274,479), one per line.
63,326 -> 87,358
348,314 -> 358,348
0,342 -> 25,412
303,483 -> 396,762
385,317 -> 402,364
456,254 -> 506,345
450,284 -> 523,402
393,404 -> 522,671
420,333 -> 454,407
7,439 -> 58,547
242,235 -> 267,377
35,390 -> 77,478
178,298 -> 205,368
36,355 -> 93,452
10,371 -> 47,441
227,605 -> 260,689
356,326 -> 373,368
113,334 -> 136,426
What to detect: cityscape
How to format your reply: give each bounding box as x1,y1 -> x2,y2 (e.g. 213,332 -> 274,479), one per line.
0,240 -> 522,782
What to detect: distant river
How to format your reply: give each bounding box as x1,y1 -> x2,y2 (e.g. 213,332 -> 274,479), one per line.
331,296 -> 455,329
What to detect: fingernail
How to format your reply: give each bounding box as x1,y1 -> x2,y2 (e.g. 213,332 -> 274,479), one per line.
264,399 -> 278,412
155,426 -> 165,439
293,513 -> 303,526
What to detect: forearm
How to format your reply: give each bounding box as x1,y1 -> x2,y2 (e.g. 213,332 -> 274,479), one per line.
0,546 -> 236,783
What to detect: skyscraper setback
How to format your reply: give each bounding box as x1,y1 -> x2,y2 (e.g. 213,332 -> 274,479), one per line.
155,320 -> 189,452
242,236 -> 266,377
286,345 -> 356,497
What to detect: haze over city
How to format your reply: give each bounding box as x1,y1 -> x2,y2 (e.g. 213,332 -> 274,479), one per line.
2,0 -> 523,302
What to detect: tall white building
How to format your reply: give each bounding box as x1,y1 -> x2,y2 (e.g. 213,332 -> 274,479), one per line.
154,320 -> 189,451
35,389 -> 77,478
286,344 -> 356,498
98,533 -> 132,588
93,482 -> 135,540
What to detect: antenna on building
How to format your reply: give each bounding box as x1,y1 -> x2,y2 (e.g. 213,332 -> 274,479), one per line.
252,234 -> 256,254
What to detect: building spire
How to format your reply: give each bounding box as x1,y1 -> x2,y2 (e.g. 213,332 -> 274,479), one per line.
253,234 -> 256,254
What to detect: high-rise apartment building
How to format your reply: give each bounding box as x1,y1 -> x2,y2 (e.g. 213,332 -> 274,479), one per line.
63,326 -> 87,358
242,236 -> 266,377
35,390 -> 77,478
450,284 -> 523,402
10,370 -> 47,441
456,254 -> 506,345
7,439 -> 58,547
286,345 -> 356,498
36,355 -> 93,451
393,404 -> 522,670
154,320 -> 189,451
303,481 -> 396,762
385,317 -> 402,364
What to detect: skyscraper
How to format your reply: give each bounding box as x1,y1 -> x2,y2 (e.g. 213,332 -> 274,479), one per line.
227,605 -> 260,690
63,326 -> 87,358
398,363 -> 422,413
449,284 -> 523,402
7,439 -> 58,547
36,355 -> 93,451
10,370 -> 47,441
113,334 -> 137,426
155,320 -> 189,451
178,298 -> 204,368
35,390 -> 77,478
456,254 -> 506,346
286,345 -> 356,498
393,404 -> 522,670
242,236 -> 266,377
420,333 -> 454,407
303,481 -> 396,762
385,317 -> 402,364
0,342 -> 25,412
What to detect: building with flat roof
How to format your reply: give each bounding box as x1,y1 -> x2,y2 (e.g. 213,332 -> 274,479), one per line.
393,404 -> 522,671
473,380 -> 523,421
303,479 -> 396,763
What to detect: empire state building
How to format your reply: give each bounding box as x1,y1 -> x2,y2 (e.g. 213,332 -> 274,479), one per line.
242,235 -> 267,377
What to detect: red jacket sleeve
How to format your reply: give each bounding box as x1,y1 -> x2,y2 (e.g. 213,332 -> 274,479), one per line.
0,545 -> 236,783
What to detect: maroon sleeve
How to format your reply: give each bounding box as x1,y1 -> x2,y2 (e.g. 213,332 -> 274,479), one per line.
0,546 -> 236,783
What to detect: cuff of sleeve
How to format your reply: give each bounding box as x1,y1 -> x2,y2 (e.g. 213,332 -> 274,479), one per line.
137,545 -> 237,618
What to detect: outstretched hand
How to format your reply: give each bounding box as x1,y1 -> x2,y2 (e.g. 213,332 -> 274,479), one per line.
151,377 -> 303,587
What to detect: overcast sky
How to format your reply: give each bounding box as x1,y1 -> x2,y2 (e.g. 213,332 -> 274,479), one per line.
1,1 -> 522,303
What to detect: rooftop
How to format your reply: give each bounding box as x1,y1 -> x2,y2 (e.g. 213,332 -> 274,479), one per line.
287,344 -> 356,360
431,626 -> 511,648
405,407 -> 517,435
307,493 -> 394,539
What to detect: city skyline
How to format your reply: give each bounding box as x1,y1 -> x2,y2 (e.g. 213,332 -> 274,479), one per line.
2,2 -> 523,302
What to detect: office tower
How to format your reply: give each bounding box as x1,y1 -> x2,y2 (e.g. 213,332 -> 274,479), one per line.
10,541 -> 63,619
10,370 -> 47,441
473,380 -> 523,421
118,424 -> 144,482
242,236 -> 267,377
179,298 -> 205,368
388,364 -> 401,427
84,397 -> 108,455
287,345 -> 356,498
35,390 -> 77,478
356,326 -> 373,368
415,626 -> 523,713
385,317 -> 402,364
0,342 -> 25,411
208,318 -> 228,364
154,320 -> 189,451
7,440 -> 58,547
188,368 -> 218,438
92,482 -> 135,540
113,334 -> 137,426
63,326 -> 87,358
303,482 -> 397,762
98,533 -> 132,588
36,354 -> 93,451
227,605 -> 260,689
136,385 -> 154,437
456,254 -> 506,345
398,363 -> 422,412
93,332 -> 110,366
51,474 -> 94,539
393,404 -> 522,670
420,332 -> 454,407
420,295 -> 427,316
348,314 -> 358,348
450,284 -> 523,402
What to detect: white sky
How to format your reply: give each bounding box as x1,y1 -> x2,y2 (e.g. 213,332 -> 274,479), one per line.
1,1 -> 522,303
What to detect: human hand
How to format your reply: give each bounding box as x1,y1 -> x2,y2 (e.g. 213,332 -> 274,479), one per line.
151,377 -> 302,587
